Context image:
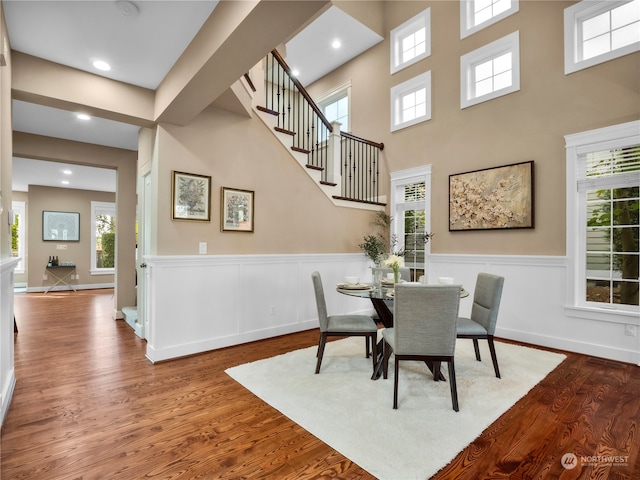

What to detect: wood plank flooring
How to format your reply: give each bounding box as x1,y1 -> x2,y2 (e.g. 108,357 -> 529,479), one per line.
2,289 -> 638,479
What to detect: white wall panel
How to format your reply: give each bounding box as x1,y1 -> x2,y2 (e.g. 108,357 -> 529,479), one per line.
143,253 -> 638,365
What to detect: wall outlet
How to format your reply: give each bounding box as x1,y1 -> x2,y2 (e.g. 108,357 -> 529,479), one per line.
199,242 -> 207,254
56,244 -> 68,250
624,324 -> 637,337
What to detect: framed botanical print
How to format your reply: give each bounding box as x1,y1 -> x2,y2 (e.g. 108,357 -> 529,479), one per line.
221,187 -> 254,232
172,171 -> 211,221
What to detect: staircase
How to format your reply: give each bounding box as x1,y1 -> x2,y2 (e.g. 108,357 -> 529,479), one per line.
251,50 -> 386,211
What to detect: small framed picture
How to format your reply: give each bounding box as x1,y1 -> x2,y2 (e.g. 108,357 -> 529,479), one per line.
172,171 -> 211,221
43,211 -> 80,241
221,187 -> 254,232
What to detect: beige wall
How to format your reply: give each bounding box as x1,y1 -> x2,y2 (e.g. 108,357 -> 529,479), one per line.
153,105 -> 375,255
308,0 -> 640,256
26,186 -> 115,290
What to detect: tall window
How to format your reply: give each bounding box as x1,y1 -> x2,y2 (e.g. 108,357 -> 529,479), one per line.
390,166 -> 432,280
460,0 -> 519,39
461,31 -> 520,109
391,71 -> 431,132
317,82 -> 351,133
91,201 -> 116,274
565,121 -> 639,319
565,0 -> 640,74
11,201 -> 26,274
390,8 -> 431,74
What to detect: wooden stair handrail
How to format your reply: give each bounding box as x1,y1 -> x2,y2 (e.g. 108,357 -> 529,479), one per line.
341,131 -> 384,151
271,50 -> 333,132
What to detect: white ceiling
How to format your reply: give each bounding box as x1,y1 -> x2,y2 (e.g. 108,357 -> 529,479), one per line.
4,1 -> 382,193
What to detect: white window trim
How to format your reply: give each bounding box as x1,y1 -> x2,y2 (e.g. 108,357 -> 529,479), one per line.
390,71 -> 432,132
12,201 -> 26,274
460,0 -> 520,39
91,201 -> 115,275
390,165 -> 432,259
564,0 -> 640,75
316,80 -> 351,133
564,120 -> 640,324
390,7 -> 431,74
460,31 -> 520,109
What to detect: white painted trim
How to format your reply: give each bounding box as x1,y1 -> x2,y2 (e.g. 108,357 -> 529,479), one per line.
390,7 -> 431,74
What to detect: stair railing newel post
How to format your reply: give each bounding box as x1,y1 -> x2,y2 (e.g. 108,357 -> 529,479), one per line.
326,120 -> 342,186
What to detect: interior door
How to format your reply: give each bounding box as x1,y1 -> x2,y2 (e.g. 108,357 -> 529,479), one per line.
135,173 -> 151,339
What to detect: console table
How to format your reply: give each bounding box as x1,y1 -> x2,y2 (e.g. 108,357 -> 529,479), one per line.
45,264 -> 77,293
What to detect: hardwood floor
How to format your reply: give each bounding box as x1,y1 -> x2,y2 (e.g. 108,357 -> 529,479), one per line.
2,289 -> 638,479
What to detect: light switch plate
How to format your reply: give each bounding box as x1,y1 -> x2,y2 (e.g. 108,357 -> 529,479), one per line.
199,242 -> 207,254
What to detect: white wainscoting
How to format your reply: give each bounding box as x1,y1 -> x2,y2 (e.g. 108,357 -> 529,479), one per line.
143,253 -> 639,365
428,254 -> 639,365
1,257 -> 20,426
143,254 -> 373,362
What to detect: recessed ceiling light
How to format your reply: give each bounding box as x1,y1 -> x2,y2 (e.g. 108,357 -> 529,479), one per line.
77,114 -> 91,121
291,69 -> 300,77
62,169 -> 72,175
332,39 -> 341,49
93,60 -> 111,71
61,180 -> 70,185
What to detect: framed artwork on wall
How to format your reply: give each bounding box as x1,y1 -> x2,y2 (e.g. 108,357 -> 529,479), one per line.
43,211 -> 80,241
171,171 -> 212,221
221,187 -> 254,232
449,160 -> 534,231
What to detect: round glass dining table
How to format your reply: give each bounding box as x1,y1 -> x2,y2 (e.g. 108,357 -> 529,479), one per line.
336,282 -> 469,329
336,282 -> 469,380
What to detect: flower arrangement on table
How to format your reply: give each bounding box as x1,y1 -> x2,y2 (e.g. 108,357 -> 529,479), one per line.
384,254 -> 405,284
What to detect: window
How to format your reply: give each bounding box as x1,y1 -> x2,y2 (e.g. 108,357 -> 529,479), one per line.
565,120 -> 639,321
564,0 -> 640,74
391,71 -> 431,132
390,166 -> 432,280
390,7 -> 431,74
460,0 -> 519,38
91,201 -> 116,275
11,201 -> 26,274
317,82 -> 351,133
460,31 -> 520,109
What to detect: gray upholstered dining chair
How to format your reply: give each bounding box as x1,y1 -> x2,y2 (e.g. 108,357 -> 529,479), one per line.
456,273 -> 504,378
382,284 -> 461,411
311,271 -> 378,374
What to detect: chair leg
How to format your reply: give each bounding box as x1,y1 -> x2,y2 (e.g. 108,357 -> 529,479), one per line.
472,338 -> 481,361
448,359 -> 459,412
315,333 -> 327,374
432,361 -> 440,381
365,336 -> 370,358
369,333 -> 378,372
382,340 -> 390,379
393,357 -> 400,409
487,336 -> 501,378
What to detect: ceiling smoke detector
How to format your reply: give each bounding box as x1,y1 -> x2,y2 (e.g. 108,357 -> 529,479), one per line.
116,1 -> 139,17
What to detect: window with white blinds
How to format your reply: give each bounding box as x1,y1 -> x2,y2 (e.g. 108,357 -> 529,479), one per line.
566,122 -> 639,317
390,167 -> 432,281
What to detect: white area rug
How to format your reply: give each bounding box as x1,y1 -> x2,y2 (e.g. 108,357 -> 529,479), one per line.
226,336 -> 566,480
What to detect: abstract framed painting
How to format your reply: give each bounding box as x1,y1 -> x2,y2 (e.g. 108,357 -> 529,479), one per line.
449,160 -> 534,231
